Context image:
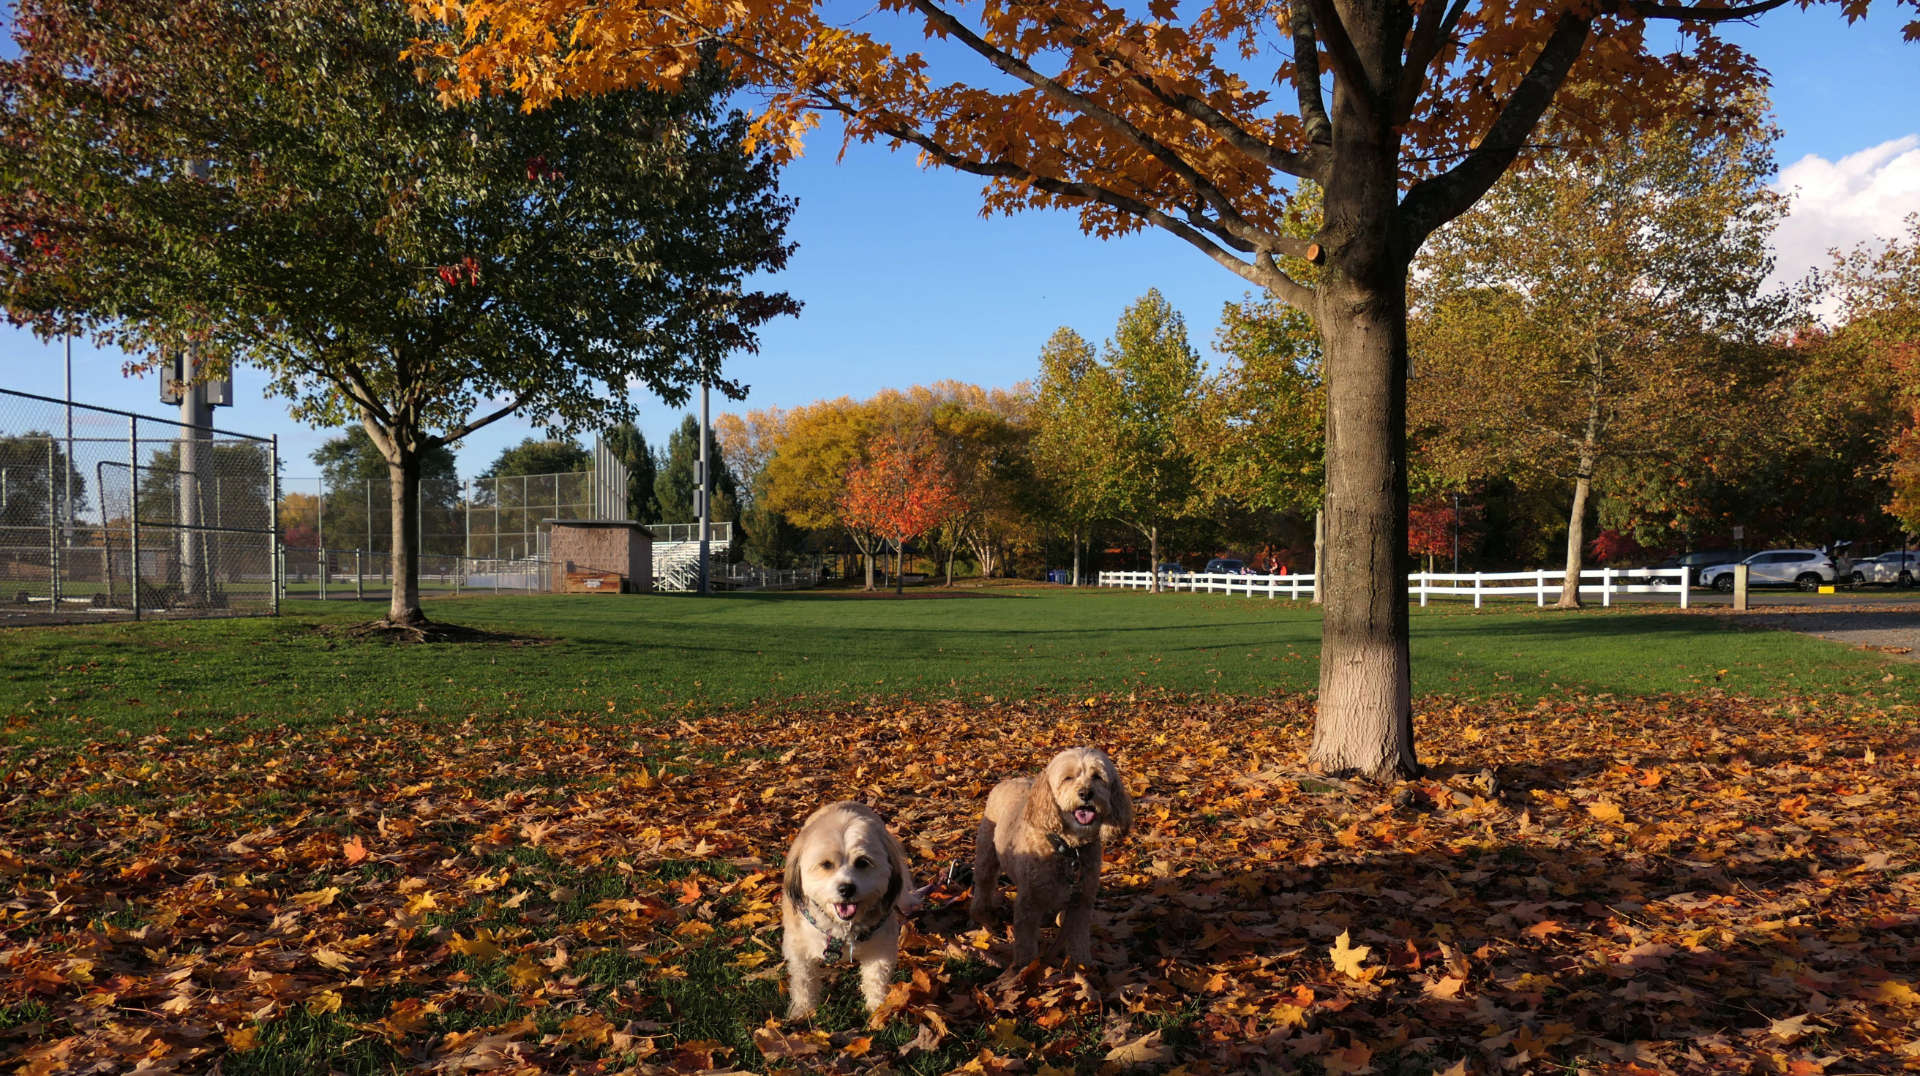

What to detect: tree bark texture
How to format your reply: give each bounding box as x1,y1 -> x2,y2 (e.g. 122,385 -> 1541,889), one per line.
1071,527 -> 1081,587
1312,509 -> 1325,605
1307,70 -> 1419,780
894,541 -> 904,594
385,448 -> 426,626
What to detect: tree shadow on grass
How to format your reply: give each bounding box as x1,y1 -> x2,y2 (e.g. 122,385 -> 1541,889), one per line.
1051,835 -> 1917,1072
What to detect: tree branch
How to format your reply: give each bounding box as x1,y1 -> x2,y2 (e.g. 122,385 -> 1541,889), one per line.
1103,59 -> 1319,180
817,93 -> 1313,303
433,391 -> 532,447
1397,11 -> 1592,247
1289,3 -> 1335,156
1302,0 -> 1379,127
901,0 -> 1279,253
1625,0 -> 1792,22
335,355 -> 392,426
1392,0 -> 1470,124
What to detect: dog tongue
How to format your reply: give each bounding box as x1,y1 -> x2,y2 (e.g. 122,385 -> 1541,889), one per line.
1074,807 -> 1097,826
833,902 -> 859,920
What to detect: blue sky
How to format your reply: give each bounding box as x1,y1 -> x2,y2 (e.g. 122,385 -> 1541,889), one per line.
5,5 -> 1918,487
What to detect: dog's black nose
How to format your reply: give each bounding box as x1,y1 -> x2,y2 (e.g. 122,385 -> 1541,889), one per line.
1078,788 -> 1094,803
836,882 -> 857,900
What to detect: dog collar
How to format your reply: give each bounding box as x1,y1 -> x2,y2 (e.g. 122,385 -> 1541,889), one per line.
1047,832 -> 1093,887
797,900 -> 889,963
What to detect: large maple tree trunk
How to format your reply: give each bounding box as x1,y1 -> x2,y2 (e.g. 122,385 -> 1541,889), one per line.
1071,526 -> 1081,587
1308,97 -> 1418,780
894,540 -> 904,594
385,447 -> 426,626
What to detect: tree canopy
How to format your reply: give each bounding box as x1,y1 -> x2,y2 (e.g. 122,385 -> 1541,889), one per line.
477,439 -> 592,484
655,415 -> 743,530
1410,95 -> 1794,606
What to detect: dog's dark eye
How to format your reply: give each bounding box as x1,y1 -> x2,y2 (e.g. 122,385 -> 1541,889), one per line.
852,856 -> 872,871
817,859 -> 834,871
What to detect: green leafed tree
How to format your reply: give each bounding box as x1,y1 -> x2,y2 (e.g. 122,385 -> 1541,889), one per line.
312,428 -> 460,559
1410,95 -> 1794,606
1092,290 -> 1207,590
1824,216 -> 1920,536
1200,295 -> 1325,521
1031,328 -> 1111,586
476,438 -> 591,485
0,433 -> 88,536
601,422 -> 661,524
655,415 -> 743,559
0,0 -> 798,627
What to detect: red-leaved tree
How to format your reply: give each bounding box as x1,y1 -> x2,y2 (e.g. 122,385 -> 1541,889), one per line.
1409,495 -> 1480,573
838,432 -> 966,594
1587,529 -> 1645,565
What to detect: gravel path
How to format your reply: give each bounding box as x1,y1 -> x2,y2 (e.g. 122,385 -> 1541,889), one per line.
1721,603 -> 1920,659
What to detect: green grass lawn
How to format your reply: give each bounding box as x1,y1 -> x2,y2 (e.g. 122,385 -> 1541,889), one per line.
5,585 -> 1914,754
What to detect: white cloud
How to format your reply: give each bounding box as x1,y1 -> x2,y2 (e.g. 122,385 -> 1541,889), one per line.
1771,135 -> 1920,305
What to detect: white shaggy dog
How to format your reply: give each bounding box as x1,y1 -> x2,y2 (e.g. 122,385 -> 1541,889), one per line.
971,746 -> 1132,971
780,801 -> 913,1019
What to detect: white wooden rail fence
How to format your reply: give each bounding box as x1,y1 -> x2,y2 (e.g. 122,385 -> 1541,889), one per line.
1096,567 -> 1691,609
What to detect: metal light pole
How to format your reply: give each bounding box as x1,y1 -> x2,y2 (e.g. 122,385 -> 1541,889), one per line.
177,350 -> 213,604
63,335 -> 73,545
697,378 -> 712,595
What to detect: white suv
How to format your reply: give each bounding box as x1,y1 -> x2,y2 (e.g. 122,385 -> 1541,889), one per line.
1851,551 -> 1920,587
1699,549 -> 1837,592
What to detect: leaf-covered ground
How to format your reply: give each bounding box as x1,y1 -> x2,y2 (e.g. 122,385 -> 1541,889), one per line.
6,694 -> 1919,1074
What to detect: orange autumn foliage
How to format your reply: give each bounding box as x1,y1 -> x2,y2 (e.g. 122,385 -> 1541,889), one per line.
409,0 -> 1906,305
838,430 -> 965,558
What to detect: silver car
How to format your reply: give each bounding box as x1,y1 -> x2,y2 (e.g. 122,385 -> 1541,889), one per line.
1699,549 -> 1837,592
1851,551 -> 1919,587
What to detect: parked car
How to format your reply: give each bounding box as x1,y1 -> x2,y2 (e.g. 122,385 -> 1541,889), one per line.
1155,562 -> 1187,579
1698,549 -> 1837,592
1637,549 -> 1744,585
1203,557 -> 1249,575
1851,551 -> 1920,587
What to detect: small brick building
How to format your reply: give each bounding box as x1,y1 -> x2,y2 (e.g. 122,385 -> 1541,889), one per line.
545,519 -> 652,593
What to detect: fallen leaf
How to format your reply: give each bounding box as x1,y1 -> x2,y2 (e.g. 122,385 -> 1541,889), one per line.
1330,930 -> 1372,978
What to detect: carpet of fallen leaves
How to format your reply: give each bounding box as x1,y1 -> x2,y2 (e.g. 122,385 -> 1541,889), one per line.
6,694 -> 1920,1075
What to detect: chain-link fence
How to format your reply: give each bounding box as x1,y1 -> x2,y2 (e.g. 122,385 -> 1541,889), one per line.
279,521 -> 738,597
279,470 -> 606,562
1,388 -> 278,624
